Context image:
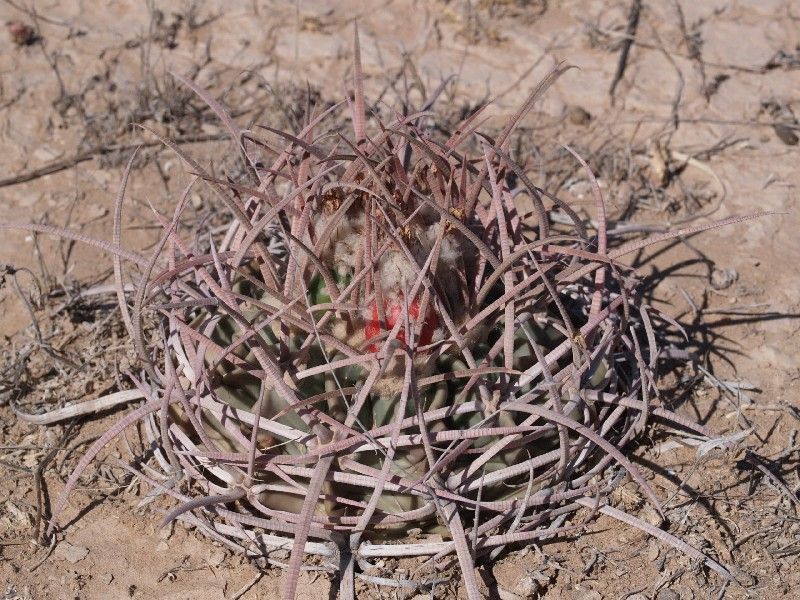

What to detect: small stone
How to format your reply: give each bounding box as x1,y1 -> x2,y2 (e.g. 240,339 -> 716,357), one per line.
157,522 -> 174,540
101,573 -> 114,585
568,106 -> 591,126
710,267 -> 738,290
516,572 -> 542,598
155,540 -> 169,552
648,140 -> 670,187
576,591 -> 602,600
641,504 -> 664,527
32,146 -> 62,162
5,500 -> 32,526
7,20 -> 37,46
656,589 -> 680,600
55,542 -> 89,564
646,541 -> 660,562
497,587 -> 524,600
773,123 -> 799,146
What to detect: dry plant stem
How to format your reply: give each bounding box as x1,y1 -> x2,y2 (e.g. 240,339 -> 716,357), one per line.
113,149 -> 141,341
0,133 -> 231,190
609,0 -> 643,103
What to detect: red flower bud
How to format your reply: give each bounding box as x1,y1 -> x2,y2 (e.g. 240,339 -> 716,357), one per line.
364,294 -> 438,351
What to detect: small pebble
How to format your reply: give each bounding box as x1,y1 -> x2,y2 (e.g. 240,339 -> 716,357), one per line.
710,267 -> 738,290
646,541 -> 660,562
568,105 -> 591,126
773,123 -> 799,146
516,572 -> 542,597
54,542 -> 89,564
6,20 -> 36,46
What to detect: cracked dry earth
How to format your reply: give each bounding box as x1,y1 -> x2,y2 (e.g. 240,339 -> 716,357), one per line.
1,1 -> 798,599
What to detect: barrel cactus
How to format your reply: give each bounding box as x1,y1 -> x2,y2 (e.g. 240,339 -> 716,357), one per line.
20,32 -> 768,599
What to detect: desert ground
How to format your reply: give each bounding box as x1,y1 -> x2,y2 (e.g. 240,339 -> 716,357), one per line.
1,1 -> 799,598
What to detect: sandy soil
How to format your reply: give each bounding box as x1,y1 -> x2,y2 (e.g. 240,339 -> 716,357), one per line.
1,1 -> 798,598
